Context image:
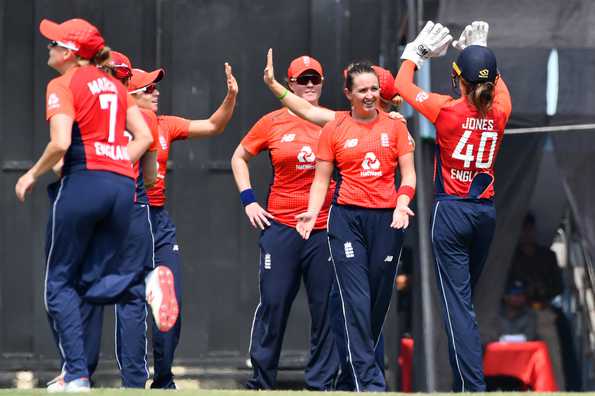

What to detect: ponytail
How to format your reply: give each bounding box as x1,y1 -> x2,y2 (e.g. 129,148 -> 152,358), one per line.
463,80 -> 495,117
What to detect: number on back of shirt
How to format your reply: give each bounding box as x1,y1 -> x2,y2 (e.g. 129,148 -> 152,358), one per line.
99,94 -> 118,143
452,130 -> 498,169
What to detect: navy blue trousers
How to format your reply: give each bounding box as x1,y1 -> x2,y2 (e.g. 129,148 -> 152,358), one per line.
44,171 -> 134,382
327,204 -> 404,392
430,199 -> 496,392
149,206 -> 182,389
330,280 -> 386,391
81,202 -> 154,388
247,221 -> 338,390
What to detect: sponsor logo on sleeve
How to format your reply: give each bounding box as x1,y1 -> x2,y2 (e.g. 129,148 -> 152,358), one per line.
159,135 -> 168,150
415,91 -> 429,103
47,93 -> 60,110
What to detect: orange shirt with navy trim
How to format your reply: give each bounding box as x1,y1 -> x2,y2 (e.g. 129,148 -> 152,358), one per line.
317,110 -> 414,209
241,108 -> 335,230
46,65 -> 135,179
146,115 -> 191,207
395,60 -> 512,199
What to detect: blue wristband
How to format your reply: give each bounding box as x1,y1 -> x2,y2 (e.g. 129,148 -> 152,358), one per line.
240,188 -> 257,207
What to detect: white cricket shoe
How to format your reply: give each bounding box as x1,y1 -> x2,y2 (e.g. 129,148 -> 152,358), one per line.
146,265 -> 179,332
47,375 -> 90,393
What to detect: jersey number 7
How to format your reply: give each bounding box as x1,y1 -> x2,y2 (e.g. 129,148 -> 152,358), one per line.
99,94 -> 118,143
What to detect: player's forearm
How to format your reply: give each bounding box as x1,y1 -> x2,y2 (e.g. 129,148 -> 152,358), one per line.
231,153 -> 252,192
210,91 -> 237,133
307,172 -> 331,218
127,136 -> 152,164
30,141 -> 68,179
141,151 -> 158,187
397,152 -> 416,207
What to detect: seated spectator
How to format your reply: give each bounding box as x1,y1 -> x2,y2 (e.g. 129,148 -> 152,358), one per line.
507,213 -> 563,308
507,212 -> 566,389
498,280 -> 538,342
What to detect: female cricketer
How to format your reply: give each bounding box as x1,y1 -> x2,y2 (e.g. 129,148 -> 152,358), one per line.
395,21 -> 512,391
231,55 -> 339,390
15,18 -> 153,392
266,59 -> 416,391
134,63 -> 238,389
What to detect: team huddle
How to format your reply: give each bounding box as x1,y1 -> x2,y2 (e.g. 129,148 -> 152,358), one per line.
16,17 -> 510,393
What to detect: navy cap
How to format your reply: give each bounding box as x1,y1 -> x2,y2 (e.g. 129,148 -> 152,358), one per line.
505,280 -> 526,295
452,45 -> 497,84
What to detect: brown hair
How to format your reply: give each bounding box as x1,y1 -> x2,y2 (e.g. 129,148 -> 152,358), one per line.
461,79 -> 495,117
77,46 -> 113,75
344,61 -> 376,92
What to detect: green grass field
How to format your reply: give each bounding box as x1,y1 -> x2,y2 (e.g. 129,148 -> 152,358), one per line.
0,391 -> 588,396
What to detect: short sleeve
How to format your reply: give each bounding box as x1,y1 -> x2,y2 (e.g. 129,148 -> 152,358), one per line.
241,114 -> 273,156
159,115 -> 191,142
46,78 -> 74,120
395,121 -> 415,157
316,121 -> 336,162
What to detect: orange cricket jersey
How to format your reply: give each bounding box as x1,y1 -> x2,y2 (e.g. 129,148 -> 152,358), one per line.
395,60 -> 512,199
146,115 -> 191,207
317,111 -> 414,208
46,65 -> 135,179
241,108 -> 335,229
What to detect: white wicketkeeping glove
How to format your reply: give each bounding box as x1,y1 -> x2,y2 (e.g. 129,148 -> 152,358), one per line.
452,21 -> 489,51
401,21 -> 453,69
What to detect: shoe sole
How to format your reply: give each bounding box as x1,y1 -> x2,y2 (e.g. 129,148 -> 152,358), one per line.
149,266 -> 179,332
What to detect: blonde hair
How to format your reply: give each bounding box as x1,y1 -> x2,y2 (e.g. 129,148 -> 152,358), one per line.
76,46 -> 113,74
462,79 -> 495,117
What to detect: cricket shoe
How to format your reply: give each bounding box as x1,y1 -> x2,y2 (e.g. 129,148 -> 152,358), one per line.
146,265 -> 179,332
47,375 -> 90,393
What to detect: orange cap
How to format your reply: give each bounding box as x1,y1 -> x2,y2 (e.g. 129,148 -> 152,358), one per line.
129,68 -> 165,93
110,51 -> 132,70
372,65 -> 398,101
288,55 -> 323,78
40,18 -> 104,60
109,51 -> 133,82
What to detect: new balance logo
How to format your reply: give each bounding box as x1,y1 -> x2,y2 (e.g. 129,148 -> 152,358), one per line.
344,138 -> 358,148
361,152 -> 382,177
381,133 -> 390,147
296,145 -> 316,169
280,133 -> 296,142
264,253 -> 272,269
384,255 -> 394,262
344,242 -> 355,258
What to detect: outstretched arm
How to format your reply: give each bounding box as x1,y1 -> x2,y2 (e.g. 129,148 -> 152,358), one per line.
263,49 -> 335,127
187,63 -> 238,139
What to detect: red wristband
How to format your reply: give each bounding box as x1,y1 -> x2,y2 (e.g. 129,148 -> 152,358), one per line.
397,185 -> 416,201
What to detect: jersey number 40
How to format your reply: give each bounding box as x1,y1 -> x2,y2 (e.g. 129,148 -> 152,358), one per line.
452,130 -> 498,169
